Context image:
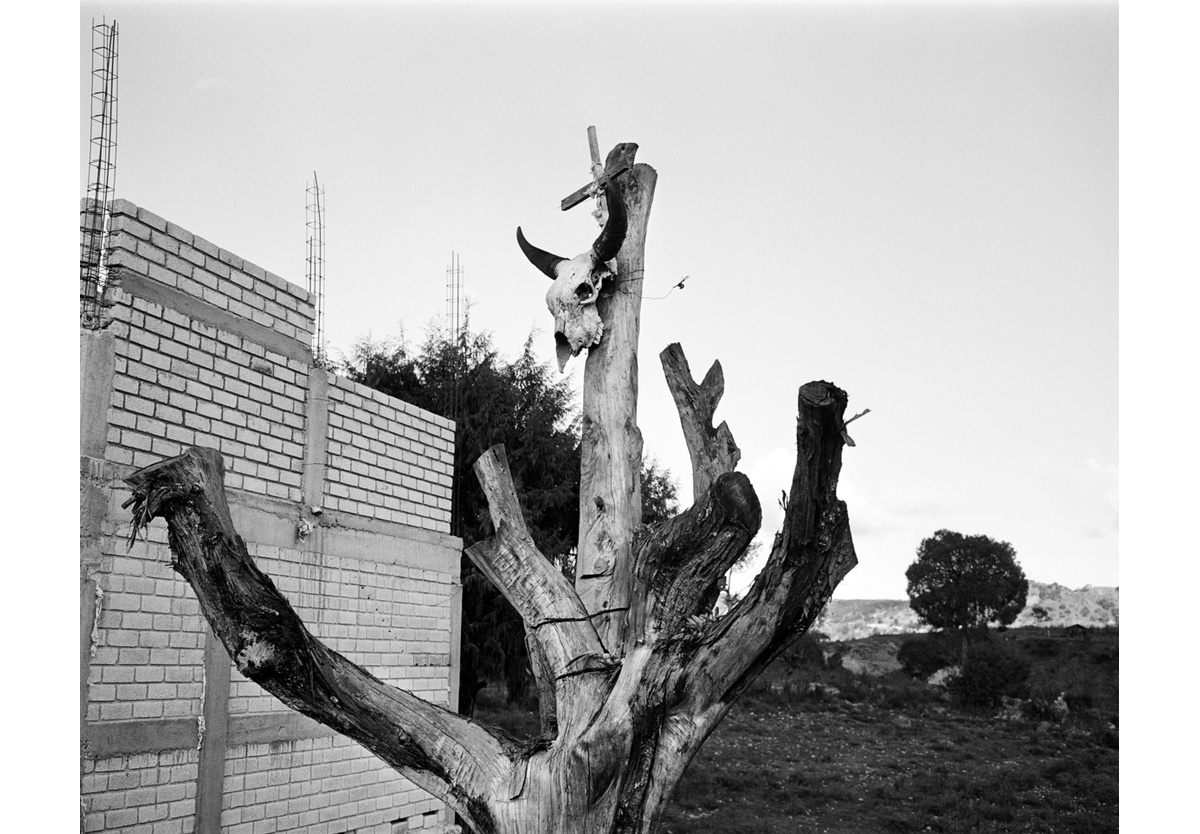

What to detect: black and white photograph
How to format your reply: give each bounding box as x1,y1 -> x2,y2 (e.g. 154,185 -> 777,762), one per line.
58,1 -> 1148,831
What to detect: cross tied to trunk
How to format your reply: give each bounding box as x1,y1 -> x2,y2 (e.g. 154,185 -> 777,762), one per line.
516,126 -> 636,372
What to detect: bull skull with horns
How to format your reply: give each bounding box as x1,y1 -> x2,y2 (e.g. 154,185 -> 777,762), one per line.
516,179 -> 628,372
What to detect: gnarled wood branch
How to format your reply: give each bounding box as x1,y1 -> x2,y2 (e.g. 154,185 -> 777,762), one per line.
123,448 -> 512,834
467,446 -> 613,733
628,472 -> 760,642
116,139 -> 863,834
609,378 -> 857,830
693,381 -> 858,705
659,343 -> 740,499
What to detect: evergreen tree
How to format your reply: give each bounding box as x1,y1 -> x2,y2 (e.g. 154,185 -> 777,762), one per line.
344,325 -> 678,712
640,455 -> 679,528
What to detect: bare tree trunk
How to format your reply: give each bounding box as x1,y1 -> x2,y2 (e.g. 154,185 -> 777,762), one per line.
122,140 -> 859,834
576,145 -> 653,654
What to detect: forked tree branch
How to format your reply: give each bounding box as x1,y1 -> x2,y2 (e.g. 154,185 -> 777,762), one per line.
582,370 -> 856,834
467,446 -> 614,731
659,343 -> 741,498
123,448 -> 512,834
611,380 -> 857,822
694,381 -> 858,704
629,472 -> 760,642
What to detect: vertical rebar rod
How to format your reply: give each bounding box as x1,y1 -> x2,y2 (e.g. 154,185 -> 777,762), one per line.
80,18 -> 119,327
445,253 -> 464,536
306,173 -> 326,364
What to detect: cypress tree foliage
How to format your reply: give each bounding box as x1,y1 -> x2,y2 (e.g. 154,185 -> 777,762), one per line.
639,456 -> 679,529
343,325 -> 678,713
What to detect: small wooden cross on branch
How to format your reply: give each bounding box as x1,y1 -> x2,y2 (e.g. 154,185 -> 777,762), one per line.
560,125 -> 633,219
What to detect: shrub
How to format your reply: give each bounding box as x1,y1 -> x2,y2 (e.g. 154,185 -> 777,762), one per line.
878,679 -> 943,710
897,632 -> 959,679
1024,637 -> 1061,658
781,632 -> 828,670
947,640 -> 1031,707
1064,689 -> 1094,714
1022,695 -> 1062,723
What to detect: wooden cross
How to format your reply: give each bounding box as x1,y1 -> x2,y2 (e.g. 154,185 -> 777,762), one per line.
560,125 -> 631,212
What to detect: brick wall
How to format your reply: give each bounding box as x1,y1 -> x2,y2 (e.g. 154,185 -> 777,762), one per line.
80,200 -> 462,834
81,750 -> 199,833
325,377 -> 455,530
102,204 -> 313,346
100,202 -> 313,496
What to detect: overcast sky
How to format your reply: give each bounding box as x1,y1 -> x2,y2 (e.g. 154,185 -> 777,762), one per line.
78,0 -> 1118,599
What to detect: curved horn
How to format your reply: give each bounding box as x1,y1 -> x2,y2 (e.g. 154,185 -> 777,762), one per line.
591,179 -> 628,264
516,227 -> 566,281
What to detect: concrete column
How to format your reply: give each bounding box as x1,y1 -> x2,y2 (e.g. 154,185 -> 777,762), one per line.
80,331 -> 116,736
194,629 -> 233,834
302,367 -> 330,511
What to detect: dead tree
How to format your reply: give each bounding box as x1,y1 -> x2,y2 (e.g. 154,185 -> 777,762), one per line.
124,135 -> 859,834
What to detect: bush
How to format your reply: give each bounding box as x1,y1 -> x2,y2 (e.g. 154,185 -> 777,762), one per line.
1064,689 -> 1094,713
1022,695 -> 1061,723
1024,638 -> 1061,658
781,632 -> 828,670
878,679 -> 943,711
947,640 -> 1031,707
897,632 -> 959,679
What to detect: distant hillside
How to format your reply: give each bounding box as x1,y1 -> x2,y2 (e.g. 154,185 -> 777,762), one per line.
818,581 -> 1118,641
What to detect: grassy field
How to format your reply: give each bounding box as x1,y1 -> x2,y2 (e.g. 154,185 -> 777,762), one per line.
474,627 -> 1118,834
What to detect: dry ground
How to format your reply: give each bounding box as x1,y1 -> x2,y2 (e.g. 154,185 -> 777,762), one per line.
474,628 -> 1118,834
658,695 -> 1117,834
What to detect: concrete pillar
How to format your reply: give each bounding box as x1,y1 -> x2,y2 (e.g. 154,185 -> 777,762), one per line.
80,330 -> 116,736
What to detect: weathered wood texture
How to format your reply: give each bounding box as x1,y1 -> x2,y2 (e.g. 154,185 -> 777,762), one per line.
466,446 -> 613,736
123,450 -> 513,834
659,343 -> 741,499
576,143 -> 656,655
125,368 -> 856,834
123,142 -> 859,834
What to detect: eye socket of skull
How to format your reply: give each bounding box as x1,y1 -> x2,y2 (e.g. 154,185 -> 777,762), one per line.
574,279 -> 598,303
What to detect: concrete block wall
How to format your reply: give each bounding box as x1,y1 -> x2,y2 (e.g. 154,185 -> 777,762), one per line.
81,201 -> 462,834
325,377 -> 455,530
219,737 -> 442,834
100,201 -> 312,496
81,750 -> 200,833
225,548 -> 457,716
103,202 -> 314,347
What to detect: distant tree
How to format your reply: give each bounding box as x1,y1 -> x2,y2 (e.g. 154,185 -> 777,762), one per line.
905,529 -> 1028,634
344,324 -> 680,713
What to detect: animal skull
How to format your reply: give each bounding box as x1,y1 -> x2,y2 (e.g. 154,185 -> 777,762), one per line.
516,179 -> 628,372
544,253 -> 612,371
